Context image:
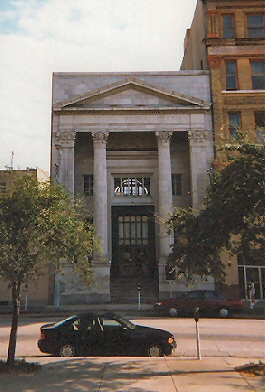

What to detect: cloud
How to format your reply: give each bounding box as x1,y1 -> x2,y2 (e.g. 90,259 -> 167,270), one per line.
0,0 -> 197,172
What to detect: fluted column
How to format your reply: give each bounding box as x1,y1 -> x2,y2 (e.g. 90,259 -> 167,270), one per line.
55,130 -> 76,193
188,130 -> 210,210
155,131 -> 173,263
92,131 -> 109,260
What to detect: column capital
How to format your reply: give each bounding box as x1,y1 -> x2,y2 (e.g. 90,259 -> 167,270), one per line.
188,130 -> 208,146
92,131 -> 109,145
55,130 -> 76,147
155,131 -> 173,146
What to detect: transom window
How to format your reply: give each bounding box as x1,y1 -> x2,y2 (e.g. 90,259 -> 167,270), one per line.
225,61 -> 238,90
247,14 -> 265,38
118,215 -> 148,245
222,15 -> 235,38
251,61 -> 265,90
114,177 -> 150,196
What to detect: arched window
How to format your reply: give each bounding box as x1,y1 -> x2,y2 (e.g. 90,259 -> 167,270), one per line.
114,177 -> 150,196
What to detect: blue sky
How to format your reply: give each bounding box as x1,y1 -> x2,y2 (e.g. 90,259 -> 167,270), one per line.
0,0 -> 197,173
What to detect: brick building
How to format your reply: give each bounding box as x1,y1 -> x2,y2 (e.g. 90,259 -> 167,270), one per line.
181,0 -> 265,300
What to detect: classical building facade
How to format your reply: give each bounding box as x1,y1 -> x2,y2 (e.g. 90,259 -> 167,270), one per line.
181,0 -> 265,300
51,72 -> 214,304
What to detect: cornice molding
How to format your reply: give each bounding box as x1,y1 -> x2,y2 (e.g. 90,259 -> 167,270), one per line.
53,77 -> 210,111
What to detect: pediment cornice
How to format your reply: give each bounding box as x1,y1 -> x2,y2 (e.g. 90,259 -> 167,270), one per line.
53,77 -> 211,111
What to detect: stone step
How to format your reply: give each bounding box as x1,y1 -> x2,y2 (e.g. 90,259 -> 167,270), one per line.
110,280 -> 158,303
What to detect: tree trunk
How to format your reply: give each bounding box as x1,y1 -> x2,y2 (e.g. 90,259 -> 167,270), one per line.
7,282 -> 21,364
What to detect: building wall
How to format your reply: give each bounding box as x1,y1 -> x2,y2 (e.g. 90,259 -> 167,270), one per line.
181,0 -> 265,144
181,0 -> 207,71
180,0 -> 265,298
0,169 -> 50,308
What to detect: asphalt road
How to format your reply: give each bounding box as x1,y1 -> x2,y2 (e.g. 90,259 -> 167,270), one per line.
0,316 -> 264,359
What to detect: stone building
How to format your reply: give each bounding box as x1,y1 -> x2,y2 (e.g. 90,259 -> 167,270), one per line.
51,71 -> 214,304
180,0 -> 265,300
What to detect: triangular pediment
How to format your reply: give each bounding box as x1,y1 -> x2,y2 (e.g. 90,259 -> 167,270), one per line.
53,77 -> 210,111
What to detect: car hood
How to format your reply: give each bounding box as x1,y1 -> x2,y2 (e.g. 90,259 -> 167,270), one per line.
135,325 -> 173,338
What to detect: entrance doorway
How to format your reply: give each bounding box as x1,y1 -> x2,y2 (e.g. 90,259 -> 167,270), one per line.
111,205 -> 158,303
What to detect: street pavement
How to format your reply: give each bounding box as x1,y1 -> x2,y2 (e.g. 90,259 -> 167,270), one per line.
0,356 -> 264,392
0,306 -> 264,391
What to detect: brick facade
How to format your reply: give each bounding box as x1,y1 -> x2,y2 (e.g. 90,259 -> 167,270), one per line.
180,0 -> 265,300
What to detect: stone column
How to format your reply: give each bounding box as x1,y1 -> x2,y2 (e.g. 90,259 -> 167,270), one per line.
89,131 -> 110,303
188,130 -> 210,210
155,131 -> 173,265
55,130 -> 76,193
92,132 -> 109,259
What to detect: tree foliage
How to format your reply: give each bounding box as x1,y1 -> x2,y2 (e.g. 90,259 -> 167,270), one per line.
0,175 -> 95,363
167,142 -> 265,282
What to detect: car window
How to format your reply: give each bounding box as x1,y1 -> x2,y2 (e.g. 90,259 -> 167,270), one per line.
187,291 -> 204,300
102,319 -> 122,328
116,316 -> 136,330
204,291 -> 219,300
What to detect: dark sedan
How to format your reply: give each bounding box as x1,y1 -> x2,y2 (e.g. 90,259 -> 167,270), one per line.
38,312 -> 176,357
154,290 -> 244,318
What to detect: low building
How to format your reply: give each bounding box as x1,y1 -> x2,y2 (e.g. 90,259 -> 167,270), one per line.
0,168 -> 50,309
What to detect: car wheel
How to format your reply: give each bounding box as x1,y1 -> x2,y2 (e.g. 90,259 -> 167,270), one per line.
60,344 -> 75,357
147,344 -> 163,357
219,307 -> 229,318
169,308 -> 178,317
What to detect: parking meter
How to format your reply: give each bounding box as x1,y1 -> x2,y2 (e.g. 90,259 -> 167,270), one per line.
138,283 -> 141,310
194,307 -> 201,359
194,307 -> 199,322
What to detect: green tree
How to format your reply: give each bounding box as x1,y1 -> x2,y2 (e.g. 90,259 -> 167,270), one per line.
167,141 -> 265,282
0,175 -> 95,364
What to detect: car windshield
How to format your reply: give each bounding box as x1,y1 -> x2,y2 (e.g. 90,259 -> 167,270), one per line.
115,315 -> 136,330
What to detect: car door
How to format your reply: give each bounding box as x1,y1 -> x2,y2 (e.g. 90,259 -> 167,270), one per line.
101,317 -> 131,355
203,290 -> 220,313
59,317 -> 90,355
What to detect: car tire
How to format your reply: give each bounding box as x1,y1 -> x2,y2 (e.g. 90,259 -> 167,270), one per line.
147,344 -> 163,357
219,307 -> 229,318
59,344 -> 75,357
169,308 -> 178,317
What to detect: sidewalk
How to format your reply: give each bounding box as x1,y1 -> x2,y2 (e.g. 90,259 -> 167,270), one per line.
0,357 -> 264,391
0,302 -> 264,319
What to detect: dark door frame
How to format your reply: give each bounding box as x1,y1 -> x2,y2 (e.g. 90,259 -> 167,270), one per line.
111,205 -> 157,281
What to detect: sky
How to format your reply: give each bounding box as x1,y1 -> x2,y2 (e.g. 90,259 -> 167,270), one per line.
0,0 -> 197,174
